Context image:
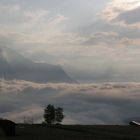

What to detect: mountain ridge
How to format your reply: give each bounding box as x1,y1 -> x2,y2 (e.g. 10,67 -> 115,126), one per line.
0,46 -> 75,83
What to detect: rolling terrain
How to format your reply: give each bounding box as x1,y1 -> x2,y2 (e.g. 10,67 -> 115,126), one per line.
1,124 -> 140,140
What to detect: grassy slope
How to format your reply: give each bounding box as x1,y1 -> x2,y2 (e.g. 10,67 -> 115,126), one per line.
0,124 -> 140,140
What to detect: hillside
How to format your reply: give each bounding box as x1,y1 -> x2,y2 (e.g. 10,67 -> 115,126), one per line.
0,46 -> 75,83
1,124 -> 140,140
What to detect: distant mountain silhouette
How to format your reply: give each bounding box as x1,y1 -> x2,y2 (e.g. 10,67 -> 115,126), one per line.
0,46 -> 75,83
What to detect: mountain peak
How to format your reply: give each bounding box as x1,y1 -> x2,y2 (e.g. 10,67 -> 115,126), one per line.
0,46 -> 32,65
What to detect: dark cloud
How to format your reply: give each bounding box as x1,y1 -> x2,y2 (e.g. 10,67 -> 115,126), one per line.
77,18 -> 140,40
83,32 -> 119,46
115,7 -> 140,24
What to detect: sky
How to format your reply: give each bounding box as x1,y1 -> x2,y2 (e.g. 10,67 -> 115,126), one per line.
0,0 -> 140,82
1,0 -> 140,124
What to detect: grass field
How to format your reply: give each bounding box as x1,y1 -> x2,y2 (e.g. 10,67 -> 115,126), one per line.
0,124 -> 140,140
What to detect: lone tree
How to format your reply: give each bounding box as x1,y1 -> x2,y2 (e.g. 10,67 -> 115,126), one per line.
43,104 -> 64,125
44,104 -> 55,125
55,107 -> 64,123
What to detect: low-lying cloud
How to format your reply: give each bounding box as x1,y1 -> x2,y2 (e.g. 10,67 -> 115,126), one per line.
0,79 -> 140,124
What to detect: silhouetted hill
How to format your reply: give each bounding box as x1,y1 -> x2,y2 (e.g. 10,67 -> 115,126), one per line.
0,46 -> 75,83
1,124 -> 140,140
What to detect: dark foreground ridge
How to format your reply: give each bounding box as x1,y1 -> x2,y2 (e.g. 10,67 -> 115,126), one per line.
1,124 -> 140,140
0,120 -> 16,137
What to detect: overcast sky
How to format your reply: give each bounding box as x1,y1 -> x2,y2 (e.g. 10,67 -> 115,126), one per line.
0,0 -> 140,82
1,0 -> 140,124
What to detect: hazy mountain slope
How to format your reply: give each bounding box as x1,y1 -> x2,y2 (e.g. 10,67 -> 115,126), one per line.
0,46 -> 75,83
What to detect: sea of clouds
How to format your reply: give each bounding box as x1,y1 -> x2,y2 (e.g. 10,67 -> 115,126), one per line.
0,79 -> 140,124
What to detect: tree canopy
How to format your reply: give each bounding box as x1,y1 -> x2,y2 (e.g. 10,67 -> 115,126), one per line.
43,104 -> 64,125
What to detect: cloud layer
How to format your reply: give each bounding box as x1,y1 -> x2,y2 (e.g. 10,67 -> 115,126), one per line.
0,1 -> 140,83
1,79 -> 140,124
0,0 -> 140,125
101,0 -> 140,28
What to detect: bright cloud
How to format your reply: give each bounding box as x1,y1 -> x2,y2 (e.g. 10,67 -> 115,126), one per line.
0,4 -> 20,12
0,3 -> 69,45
